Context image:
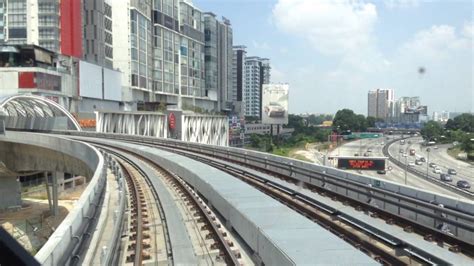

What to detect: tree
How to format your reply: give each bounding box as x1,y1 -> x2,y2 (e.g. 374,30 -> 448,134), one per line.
333,109 -> 367,132
449,113 -> 474,132
366,116 -> 384,128
421,121 -> 444,141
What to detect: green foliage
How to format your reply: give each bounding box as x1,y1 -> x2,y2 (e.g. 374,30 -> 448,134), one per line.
306,114 -> 333,126
366,116 -> 384,127
420,121 -> 444,141
332,109 -> 368,132
420,113 -> 474,155
445,113 -> 474,132
245,116 -> 260,123
247,114 -> 332,155
248,134 -> 273,152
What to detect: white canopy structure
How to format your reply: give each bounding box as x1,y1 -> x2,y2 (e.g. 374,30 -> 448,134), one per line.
0,94 -> 81,131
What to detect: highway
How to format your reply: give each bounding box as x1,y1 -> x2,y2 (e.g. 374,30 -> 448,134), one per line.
389,137 -> 473,192
327,136 -> 469,199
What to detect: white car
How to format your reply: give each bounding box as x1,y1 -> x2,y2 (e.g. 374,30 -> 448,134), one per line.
264,102 -> 285,117
408,162 -> 415,167
433,168 -> 442,174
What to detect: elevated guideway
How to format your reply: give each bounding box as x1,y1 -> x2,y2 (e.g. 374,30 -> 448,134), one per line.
2,130 -> 474,265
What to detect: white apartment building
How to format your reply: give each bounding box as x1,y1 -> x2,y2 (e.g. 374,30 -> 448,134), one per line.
367,88 -> 394,119
244,56 -> 270,118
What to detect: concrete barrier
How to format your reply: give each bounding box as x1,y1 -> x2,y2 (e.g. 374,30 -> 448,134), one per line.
50,131 -> 474,245
0,132 -> 106,265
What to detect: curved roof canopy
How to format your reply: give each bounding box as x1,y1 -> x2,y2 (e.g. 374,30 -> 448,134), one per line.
0,94 -> 81,131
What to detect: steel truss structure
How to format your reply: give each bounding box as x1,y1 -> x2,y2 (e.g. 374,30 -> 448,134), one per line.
182,114 -> 228,146
96,111 -> 167,138
0,94 -> 81,130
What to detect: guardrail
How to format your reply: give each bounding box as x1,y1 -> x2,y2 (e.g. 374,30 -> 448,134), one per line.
382,137 -> 474,199
49,131 -> 474,246
81,153 -> 127,266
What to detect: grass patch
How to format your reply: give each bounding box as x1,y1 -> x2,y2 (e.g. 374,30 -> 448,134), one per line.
293,154 -> 312,162
447,146 -> 474,162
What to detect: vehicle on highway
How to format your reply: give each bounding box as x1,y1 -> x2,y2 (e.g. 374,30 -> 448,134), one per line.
448,168 -> 457,175
367,148 -> 372,152
419,157 -> 426,162
433,146 -> 438,149
354,153 -> 359,156
409,148 -> 416,156
381,141 -> 385,145
415,160 -> 422,165
363,152 -> 369,157
440,174 -> 452,182
433,168 -> 442,174
429,162 -> 437,168
400,140 -> 405,145
399,149 -> 404,153
377,170 -> 386,175
456,180 -> 471,189
408,162 -> 415,167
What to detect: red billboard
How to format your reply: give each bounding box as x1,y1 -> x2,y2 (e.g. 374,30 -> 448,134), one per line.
337,158 -> 385,171
60,0 -> 82,58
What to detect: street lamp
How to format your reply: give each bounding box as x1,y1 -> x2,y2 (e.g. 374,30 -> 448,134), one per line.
426,148 -> 430,178
404,153 -> 408,185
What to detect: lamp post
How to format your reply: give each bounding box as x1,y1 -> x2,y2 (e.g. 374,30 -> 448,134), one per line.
426,147 -> 431,178
404,153 -> 408,185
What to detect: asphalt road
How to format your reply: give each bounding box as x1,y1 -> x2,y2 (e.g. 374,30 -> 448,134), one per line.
389,137 -> 473,191
327,136 -> 468,199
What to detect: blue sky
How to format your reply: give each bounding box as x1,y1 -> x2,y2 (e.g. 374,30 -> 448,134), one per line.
194,0 -> 473,115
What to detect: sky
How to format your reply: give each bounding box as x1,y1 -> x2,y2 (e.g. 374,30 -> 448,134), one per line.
194,0 -> 473,115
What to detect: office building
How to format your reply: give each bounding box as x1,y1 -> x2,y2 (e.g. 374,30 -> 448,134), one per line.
244,56 -> 270,118
203,12 -> 233,112
367,88 -> 394,119
232,45 -> 246,102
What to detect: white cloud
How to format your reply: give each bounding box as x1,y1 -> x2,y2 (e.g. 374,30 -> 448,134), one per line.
252,40 -> 271,50
273,0 -> 377,55
462,21 -> 473,39
400,25 -> 471,61
384,0 -> 420,9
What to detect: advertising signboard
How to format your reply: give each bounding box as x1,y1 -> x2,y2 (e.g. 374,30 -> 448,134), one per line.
337,158 -> 386,171
262,84 -> 289,125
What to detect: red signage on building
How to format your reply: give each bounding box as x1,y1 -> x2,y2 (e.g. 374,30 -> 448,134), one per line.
168,113 -> 176,130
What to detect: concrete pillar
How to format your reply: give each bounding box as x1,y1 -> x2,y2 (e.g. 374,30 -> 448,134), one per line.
55,172 -> 65,192
0,176 -> 21,211
52,172 -> 59,216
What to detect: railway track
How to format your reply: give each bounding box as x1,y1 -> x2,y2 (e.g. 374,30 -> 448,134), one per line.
47,131 -> 473,265
111,139 -> 473,265
98,145 -> 243,265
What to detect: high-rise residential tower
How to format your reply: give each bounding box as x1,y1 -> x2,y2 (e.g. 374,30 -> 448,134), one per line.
0,0 -> 82,57
244,56 -> 270,118
367,88 -> 394,119
203,12 -> 232,111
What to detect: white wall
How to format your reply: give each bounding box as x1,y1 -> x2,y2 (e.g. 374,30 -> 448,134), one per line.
0,72 -> 19,96
79,61 -> 102,99
104,68 -> 122,101
111,0 -> 132,102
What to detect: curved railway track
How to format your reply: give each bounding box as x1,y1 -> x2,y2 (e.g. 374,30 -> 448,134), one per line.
77,137 -> 472,265
43,131 -> 474,265
98,145 -> 242,265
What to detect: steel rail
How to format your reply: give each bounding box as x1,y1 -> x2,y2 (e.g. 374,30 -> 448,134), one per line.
95,144 -> 240,265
